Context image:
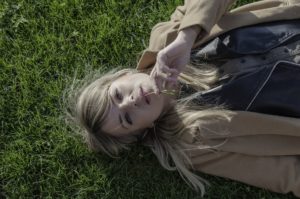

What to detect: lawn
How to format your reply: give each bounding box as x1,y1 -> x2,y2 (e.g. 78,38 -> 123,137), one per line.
0,0 -> 296,198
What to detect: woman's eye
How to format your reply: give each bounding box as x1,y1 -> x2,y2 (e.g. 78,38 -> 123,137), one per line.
125,113 -> 132,125
115,89 -> 122,100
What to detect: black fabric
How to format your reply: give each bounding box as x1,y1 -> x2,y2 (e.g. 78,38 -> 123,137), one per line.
192,19 -> 300,60
187,19 -> 300,118
198,61 -> 300,118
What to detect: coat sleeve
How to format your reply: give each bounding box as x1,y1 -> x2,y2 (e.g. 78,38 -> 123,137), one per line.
184,111 -> 300,197
178,0 -> 236,33
149,0 -> 236,50
191,151 -> 300,197
138,0 -> 236,69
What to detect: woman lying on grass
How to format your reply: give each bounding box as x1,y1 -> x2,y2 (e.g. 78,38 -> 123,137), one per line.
65,0 -> 300,197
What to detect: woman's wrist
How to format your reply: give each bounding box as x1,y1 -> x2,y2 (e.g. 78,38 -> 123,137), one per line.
178,25 -> 201,47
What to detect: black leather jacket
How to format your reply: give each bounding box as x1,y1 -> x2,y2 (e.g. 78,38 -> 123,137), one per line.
190,19 -> 300,118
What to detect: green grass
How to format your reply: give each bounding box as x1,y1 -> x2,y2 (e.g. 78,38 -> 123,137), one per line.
0,0 -> 296,198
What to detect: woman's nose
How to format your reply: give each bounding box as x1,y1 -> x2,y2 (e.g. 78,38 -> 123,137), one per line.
119,94 -> 137,110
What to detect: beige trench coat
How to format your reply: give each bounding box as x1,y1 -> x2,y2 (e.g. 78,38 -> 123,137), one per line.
136,0 -> 300,197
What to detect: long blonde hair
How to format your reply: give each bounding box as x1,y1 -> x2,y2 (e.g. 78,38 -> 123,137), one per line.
63,64 -> 232,196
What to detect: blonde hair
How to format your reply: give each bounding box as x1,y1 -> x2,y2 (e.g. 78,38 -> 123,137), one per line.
63,64 -> 232,196
64,68 -> 140,156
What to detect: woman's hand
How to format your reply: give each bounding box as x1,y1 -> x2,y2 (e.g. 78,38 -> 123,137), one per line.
150,26 -> 201,94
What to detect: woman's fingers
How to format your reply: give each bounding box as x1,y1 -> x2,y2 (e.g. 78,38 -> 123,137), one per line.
151,69 -> 178,94
154,61 -> 179,79
150,52 -> 180,94
161,65 -> 179,77
151,71 -> 164,94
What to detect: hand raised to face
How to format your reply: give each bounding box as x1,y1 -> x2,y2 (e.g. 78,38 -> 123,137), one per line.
150,26 -> 201,94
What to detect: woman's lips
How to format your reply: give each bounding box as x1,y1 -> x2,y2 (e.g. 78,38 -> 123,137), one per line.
140,87 -> 150,105
145,93 -> 150,105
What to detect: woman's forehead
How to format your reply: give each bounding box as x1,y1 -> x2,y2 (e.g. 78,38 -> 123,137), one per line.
110,74 -> 138,90
110,74 -> 131,86
116,72 -> 147,81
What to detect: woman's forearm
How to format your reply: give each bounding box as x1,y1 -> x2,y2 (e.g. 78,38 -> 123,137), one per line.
177,25 -> 201,48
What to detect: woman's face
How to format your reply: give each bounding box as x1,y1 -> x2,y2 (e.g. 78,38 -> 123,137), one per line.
101,72 -> 172,137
